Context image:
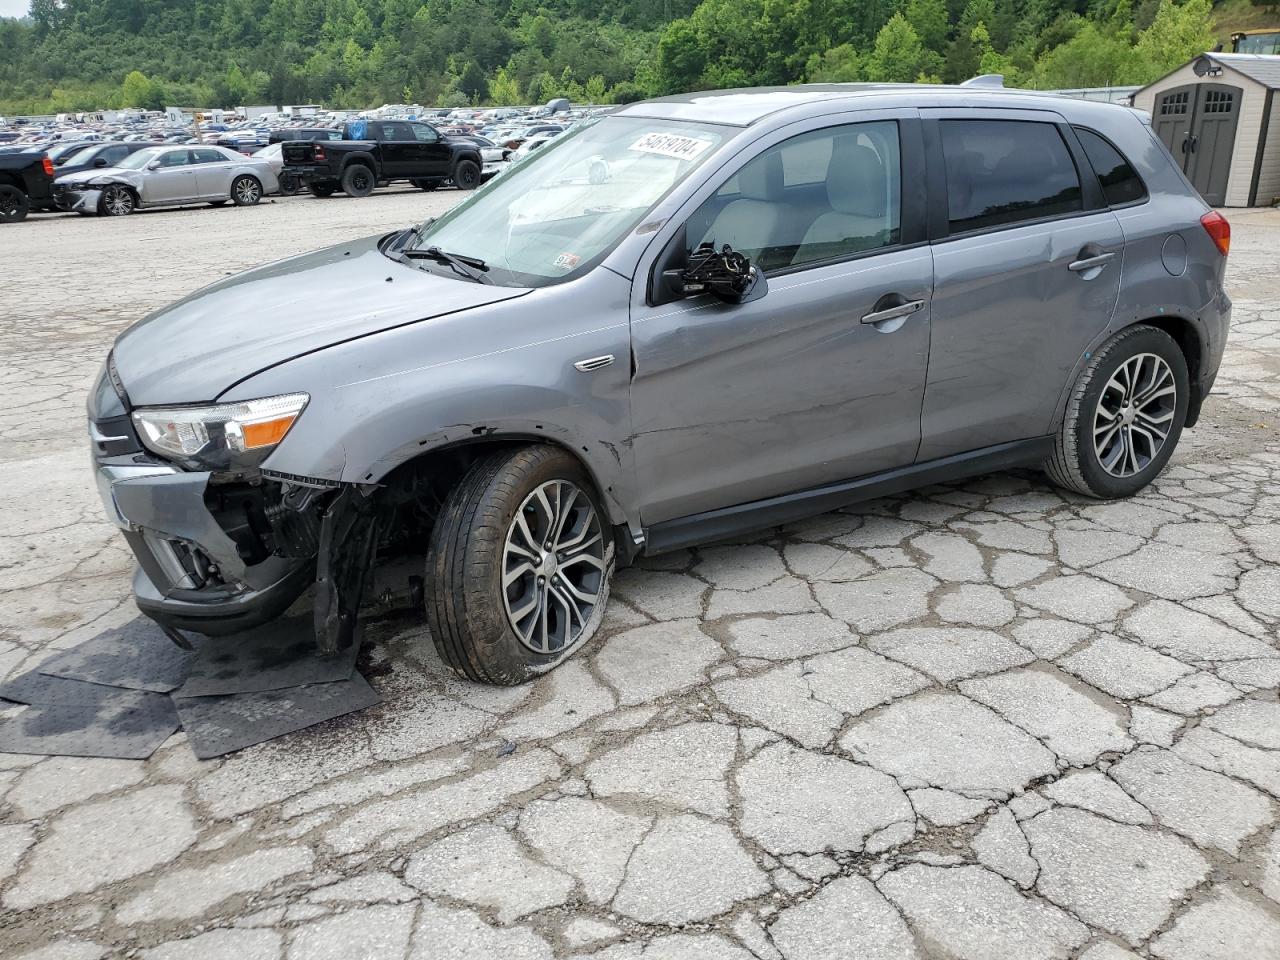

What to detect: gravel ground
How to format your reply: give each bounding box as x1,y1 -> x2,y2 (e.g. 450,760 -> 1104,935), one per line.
0,192 -> 1278,960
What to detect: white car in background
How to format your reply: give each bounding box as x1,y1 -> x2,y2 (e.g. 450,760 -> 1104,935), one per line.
53,144 -> 280,216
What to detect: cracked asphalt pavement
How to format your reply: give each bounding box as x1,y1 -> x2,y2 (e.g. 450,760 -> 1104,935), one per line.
2,194 -> 1279,960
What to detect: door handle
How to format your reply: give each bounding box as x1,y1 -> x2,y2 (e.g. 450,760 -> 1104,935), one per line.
1068,252 -> 1117,273
861,298 -> 925,325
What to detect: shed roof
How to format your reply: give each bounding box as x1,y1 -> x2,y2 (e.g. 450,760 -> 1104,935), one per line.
1205,53 -> 1280,90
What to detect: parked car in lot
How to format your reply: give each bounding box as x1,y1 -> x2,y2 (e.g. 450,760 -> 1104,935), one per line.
0,149 -> 55,222
52,141 -> 153,181
281,119 -> 484,197
89,85 -> 1229,684
55,144 -> 279,215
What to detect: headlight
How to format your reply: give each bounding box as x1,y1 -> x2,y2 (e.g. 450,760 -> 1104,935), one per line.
132,393 -> 308,472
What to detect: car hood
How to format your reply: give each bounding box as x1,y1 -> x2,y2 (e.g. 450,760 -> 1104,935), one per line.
112,234 -> 532,405
56,165 -> 141,186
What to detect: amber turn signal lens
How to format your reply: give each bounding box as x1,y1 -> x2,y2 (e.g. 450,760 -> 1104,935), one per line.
241,416 -> 297,449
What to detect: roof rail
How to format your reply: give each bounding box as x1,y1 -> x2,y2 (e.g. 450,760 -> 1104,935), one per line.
960,74 -> 1005,88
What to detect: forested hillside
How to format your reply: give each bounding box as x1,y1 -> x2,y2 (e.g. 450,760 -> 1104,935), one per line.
0,0 -> 1260,115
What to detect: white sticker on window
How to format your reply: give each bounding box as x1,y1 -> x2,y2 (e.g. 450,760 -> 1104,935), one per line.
628,132 -> 714,162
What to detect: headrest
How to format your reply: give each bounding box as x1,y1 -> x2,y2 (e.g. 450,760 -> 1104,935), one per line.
826,138 -> 886,217
737,150 -> 784,201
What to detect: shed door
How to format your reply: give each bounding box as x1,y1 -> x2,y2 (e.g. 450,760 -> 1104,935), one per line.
1186,84 -> 1241,207
1153,85 -> 1194,162
1153,83 -> 1241,207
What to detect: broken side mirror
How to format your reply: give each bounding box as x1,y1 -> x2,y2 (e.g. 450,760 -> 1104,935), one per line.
663,241 -> 767,305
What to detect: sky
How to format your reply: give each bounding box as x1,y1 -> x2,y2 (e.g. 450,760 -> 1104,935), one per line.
0,1 -> 28,18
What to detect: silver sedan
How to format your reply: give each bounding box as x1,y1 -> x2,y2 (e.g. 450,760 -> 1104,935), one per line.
53,144 -> 280,216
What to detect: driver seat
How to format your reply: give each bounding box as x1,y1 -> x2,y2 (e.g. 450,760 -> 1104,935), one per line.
695,152 -> 786,268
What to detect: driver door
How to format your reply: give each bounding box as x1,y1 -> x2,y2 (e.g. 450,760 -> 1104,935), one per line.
628,113 -> 933,526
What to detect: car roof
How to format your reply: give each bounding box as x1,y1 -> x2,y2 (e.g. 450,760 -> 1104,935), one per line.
614,83 -> 1128,127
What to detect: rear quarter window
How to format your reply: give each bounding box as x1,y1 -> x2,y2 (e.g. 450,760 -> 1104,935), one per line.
1074,127 -> 1148,207
940,119 -> 1083,233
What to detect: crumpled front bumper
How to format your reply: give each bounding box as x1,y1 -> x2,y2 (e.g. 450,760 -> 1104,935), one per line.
95,458 -> 312,635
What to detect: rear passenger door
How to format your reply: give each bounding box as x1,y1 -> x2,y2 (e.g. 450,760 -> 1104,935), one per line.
409,122 -> 453,177
629,112 -> 934,525
190,148 -> 233,199
918,111 -> 1125,461
377,121 -> 415,177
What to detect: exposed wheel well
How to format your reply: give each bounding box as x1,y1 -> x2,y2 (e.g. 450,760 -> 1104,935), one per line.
371,437 -> 627,557
1130,315 -> 1204,426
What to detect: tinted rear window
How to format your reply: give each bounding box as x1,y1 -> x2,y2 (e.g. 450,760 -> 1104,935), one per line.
941,120 -> 1083,233
1075,127 -> 1147,206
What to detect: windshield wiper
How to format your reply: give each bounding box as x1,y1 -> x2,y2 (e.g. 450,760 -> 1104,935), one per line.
397,245 -> 490,284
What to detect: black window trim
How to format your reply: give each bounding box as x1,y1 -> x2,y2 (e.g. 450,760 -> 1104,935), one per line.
1072,124 -> 1151,211
923,116 -> 1106,245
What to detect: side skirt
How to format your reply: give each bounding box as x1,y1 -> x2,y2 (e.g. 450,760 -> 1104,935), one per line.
643,436 -> 1056,555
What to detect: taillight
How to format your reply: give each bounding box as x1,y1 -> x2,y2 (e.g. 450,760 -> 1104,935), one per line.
1200,210 -> 1230,256
42,156 -> 54,177
313,145 -> 326,162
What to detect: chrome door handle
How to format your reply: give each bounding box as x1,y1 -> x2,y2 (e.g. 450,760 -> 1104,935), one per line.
861,299 -> 925,325
1068,252 -> 1116,272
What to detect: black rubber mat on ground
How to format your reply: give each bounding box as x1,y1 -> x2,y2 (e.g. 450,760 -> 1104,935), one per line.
173,614 -> 360,698
1,617 -> 380,761
37,618 -> 193,693
175,673 -> 380,759
0,695 -> 180,759
0,668 -> 171,709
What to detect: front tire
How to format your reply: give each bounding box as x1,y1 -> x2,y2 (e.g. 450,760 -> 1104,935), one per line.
452,158 -> 481,191
231,175 -> 262,206
1044,324 -> 1189,499
0,185 -> 29,223
308,183 -> 337,198
341,164 -> 375,198
425,446 -> 614,685
98,184 -> 135,216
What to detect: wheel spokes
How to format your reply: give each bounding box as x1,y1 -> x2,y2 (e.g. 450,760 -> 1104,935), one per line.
501,478 -> 605,655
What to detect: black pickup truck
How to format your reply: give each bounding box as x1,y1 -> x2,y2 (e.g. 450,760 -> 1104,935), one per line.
0,149 -> 55,223
281,119 -> 484,198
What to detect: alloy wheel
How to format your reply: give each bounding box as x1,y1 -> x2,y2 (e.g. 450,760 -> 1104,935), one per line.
1093,352 -> 1177,478
235,177 -> 260,204
102,185 -> 133,216
501,479 -> 606,655
0,191 -> 20,220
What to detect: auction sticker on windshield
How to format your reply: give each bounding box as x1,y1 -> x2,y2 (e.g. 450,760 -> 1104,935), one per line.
629,132 -> 715,162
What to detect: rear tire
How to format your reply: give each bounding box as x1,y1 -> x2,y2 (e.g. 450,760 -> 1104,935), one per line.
341,164 -> 375,198
1044,324 -> 1189,499
0,185 -> 29,223
98,184 -> 135,216
452,158 -> 481,191
208,200 -> 228,207
231,175 -> 262,206
425,445 -> 614,685
308,183 -> 337,198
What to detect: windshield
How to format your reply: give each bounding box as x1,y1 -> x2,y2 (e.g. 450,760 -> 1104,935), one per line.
410,116 -> 731,287
116,147 -> 166,170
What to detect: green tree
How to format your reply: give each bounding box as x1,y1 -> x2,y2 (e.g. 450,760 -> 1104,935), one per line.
864,14 -> 941,83
1134,0 -> 1215,74
805,43 -> 863,82
488,66 -> 522,105
905,0 -> 949,52
120,70 -> 157,109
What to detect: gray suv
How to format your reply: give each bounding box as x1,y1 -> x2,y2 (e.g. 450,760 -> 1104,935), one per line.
88,84 -> 1231,685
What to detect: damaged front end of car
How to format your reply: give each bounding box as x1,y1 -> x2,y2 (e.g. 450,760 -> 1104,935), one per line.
88,355 -> 390,657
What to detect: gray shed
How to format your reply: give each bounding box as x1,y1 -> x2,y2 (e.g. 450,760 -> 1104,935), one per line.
1131,52 -> 1280,207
